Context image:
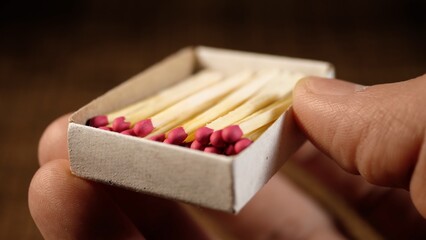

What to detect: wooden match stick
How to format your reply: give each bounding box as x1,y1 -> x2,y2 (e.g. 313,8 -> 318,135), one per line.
222,98 -> 293,142
222,123 -> 269,155
179,69 -> 279,142
193,71 -> 304,145
133,70 -> 254,139
243,123 -> 272,141
88,70 -> 223,128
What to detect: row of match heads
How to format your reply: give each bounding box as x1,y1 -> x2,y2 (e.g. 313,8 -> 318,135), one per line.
89,116 -> 252,156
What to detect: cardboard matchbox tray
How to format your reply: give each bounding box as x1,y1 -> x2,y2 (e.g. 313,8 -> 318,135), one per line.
68,46 -> 334,213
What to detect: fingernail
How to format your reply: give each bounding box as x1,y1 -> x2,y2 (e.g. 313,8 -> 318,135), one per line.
301,77 -> 367,96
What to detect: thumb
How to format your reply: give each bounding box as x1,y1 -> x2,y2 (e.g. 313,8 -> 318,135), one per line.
292,75 -> 426,216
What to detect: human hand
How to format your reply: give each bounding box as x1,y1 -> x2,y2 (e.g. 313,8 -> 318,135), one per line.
29,74 -> 426,239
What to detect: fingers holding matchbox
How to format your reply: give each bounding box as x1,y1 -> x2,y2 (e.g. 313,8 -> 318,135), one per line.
69,46 -> 334,212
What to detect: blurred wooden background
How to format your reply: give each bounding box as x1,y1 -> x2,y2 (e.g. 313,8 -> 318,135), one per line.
0,0 -> 425,239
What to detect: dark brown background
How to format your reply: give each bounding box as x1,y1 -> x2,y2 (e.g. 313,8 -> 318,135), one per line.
1,0 -> 425,239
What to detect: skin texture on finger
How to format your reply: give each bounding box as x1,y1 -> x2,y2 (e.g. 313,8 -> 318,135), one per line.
38,114 -> 71,166
290,142 -> 426,239
105,188 -> 210,239
292,75 -> 426,216
28,159 -> 144,240
202,173 -> 345,240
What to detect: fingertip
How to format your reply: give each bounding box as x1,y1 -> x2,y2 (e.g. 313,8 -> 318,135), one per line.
292,76 -> 311,98
38,114 -> 71,166
293,75 -> 426,190
29,159 -> 85,220
293,76 -> 328,97
292,76 -> 327,118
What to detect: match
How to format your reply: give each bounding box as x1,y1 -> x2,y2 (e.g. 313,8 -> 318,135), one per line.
243,123 -> 272,141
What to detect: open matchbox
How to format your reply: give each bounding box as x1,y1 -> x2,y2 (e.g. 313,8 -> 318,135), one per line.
68,46 -> 334,213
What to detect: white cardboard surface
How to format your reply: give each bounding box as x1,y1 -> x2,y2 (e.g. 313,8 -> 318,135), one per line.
68,46 -> 334,212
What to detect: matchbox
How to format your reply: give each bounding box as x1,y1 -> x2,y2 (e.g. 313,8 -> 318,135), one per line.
68,46 -> 334,212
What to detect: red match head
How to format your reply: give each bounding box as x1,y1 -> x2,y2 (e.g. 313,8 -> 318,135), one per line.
167,127 -> 188,145
234,138 -> 253,154
163,138 -> 174,145
195,127 -> 214,145
204,146 -> 222,154
190,140 -> 205,151
224,144 -> 236,156
149,133 -> 166,142
221,125 -> 243,143
120,129 -> 136,136
210,130 -> 226,148
112,116 -> 130,132
133,119 -> 154,137
88,115 -> 108,127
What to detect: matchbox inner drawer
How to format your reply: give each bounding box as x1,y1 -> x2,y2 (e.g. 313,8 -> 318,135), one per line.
68,46 -> 334,212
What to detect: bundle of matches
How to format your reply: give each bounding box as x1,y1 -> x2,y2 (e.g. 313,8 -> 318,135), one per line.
88,70 -> 224,129
88,69 -> 305,156
186,71 -> 303,155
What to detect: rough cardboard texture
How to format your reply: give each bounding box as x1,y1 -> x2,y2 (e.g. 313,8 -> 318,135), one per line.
68,46 -> 334,212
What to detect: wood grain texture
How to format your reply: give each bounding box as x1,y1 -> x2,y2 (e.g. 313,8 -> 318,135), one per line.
1,1 -> 425,239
